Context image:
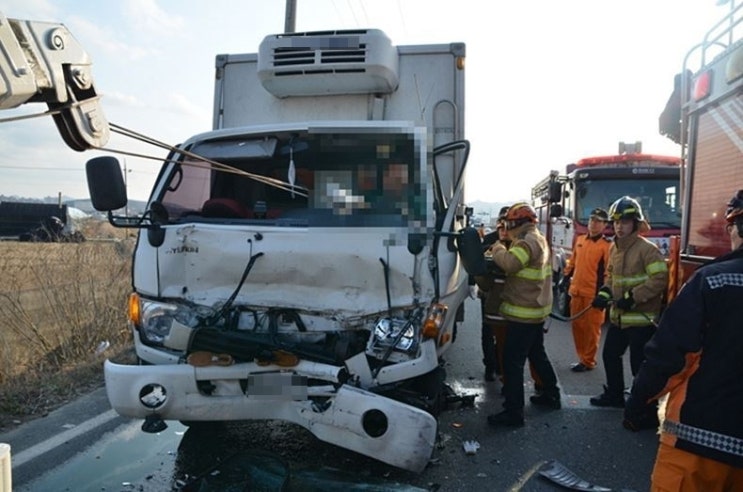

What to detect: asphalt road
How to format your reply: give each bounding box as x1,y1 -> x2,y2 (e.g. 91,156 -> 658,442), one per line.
0,298 -> 659,491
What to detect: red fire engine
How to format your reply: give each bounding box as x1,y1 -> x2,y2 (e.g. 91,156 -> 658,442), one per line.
531,142 -> 681,314
659,1 -> 743,300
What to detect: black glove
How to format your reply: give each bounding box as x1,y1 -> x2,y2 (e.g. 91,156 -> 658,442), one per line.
615,290 -> 635,311
592,286 -> 612,309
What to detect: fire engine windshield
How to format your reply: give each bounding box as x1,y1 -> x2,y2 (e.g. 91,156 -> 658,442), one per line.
574,178 -> 681,229
156,129 -> 427,228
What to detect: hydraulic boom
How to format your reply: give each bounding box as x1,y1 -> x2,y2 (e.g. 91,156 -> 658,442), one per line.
0,12 -> 108,150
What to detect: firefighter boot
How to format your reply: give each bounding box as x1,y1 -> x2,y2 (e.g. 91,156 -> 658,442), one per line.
530,390 -> 562,410
487,410 -> 525,427
589,385 -> 625,408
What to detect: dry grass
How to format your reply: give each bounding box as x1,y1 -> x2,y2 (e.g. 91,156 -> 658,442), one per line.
0,219 -> 136,428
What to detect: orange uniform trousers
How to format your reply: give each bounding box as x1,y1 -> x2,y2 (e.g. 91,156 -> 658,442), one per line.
651,442 -> 743,492
569,294 -> 605,368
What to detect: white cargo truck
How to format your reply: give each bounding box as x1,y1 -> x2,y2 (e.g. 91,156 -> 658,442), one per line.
0,20 -> 474,472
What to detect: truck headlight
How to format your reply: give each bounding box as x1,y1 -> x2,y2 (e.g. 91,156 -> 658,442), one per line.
137,299 -> 199,347
372,317 -> 416,353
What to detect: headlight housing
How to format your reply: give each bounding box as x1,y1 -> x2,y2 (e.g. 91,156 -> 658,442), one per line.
134,296 -> 201,348
367,314 -> 420,362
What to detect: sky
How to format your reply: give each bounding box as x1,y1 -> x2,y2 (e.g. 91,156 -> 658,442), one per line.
0,0 -> 731,204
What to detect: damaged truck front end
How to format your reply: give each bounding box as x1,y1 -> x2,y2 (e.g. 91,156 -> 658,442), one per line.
95,123 -> 472,472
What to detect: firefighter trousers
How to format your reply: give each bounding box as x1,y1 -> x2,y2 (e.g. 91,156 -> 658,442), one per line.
486,320 -> 543,389
501,320 -> 558,415
569,295 -> 605,368
602,323 -> 655,397
651,442 -> 743,491
480,298 -> 498,371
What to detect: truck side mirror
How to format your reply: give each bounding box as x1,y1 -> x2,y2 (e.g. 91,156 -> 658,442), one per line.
548,182 -> 562,203
550,204 -> 563,218
86,156 -> 127,211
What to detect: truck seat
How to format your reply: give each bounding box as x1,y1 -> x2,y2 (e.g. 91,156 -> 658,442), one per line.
202,198 -> 250,218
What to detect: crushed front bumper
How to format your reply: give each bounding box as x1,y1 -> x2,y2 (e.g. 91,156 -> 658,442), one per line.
104,359 -> 437,472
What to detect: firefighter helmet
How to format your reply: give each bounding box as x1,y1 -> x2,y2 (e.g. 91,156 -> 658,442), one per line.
608,196 -> 651,233
505,202 -> 537,229
725,189 -> 743,223
608,196 -> 645,222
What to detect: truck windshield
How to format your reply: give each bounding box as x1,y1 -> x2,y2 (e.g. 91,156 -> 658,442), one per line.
157,130 -> 426,227
574,178 -> 681,229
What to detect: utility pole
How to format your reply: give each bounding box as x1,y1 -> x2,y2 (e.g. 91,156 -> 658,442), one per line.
285,0 -> 296,33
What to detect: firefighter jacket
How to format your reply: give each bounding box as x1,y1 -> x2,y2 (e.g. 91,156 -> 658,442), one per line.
563,233 -> 611,298
489,223 -> 552,324
627,246 -> 743,468
474,245 -> 508,325
606,231 -> 668,327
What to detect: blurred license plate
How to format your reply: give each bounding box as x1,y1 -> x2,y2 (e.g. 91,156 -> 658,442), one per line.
246,373 -> 308,400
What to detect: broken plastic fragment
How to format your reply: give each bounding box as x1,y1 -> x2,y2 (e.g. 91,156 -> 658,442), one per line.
462,440 -> 480,455
538,460 -> 612,491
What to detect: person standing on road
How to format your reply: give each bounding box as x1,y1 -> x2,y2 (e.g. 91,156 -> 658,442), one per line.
475,207 -> 510,381
590,196 -> 668,409
624,189 -> 743,489
561,208 -> 611,372
486,202 -> 560,427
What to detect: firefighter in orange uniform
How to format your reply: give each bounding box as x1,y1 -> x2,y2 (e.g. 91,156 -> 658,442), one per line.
625,190 -> 743,490
561,208 -> 611,372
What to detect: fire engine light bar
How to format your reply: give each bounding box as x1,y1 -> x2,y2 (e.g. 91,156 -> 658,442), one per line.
693,71 -> 712,101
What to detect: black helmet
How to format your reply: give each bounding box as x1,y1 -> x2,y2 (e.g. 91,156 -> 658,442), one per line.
725,189 -> 743,224
589,207 -> 609,222
608,196 -> 645,222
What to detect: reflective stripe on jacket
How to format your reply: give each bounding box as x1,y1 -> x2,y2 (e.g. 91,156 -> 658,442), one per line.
607,232 -> 668,327
490,223 -> 552,324
628,247 -> 743,467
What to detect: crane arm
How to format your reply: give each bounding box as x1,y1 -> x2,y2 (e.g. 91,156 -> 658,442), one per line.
0,12 -> 109,150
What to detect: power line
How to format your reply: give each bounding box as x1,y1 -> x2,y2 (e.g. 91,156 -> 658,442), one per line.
0,164 -> 154,174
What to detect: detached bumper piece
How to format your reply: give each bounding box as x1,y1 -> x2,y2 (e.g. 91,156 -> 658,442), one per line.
104,360 -> 437,472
